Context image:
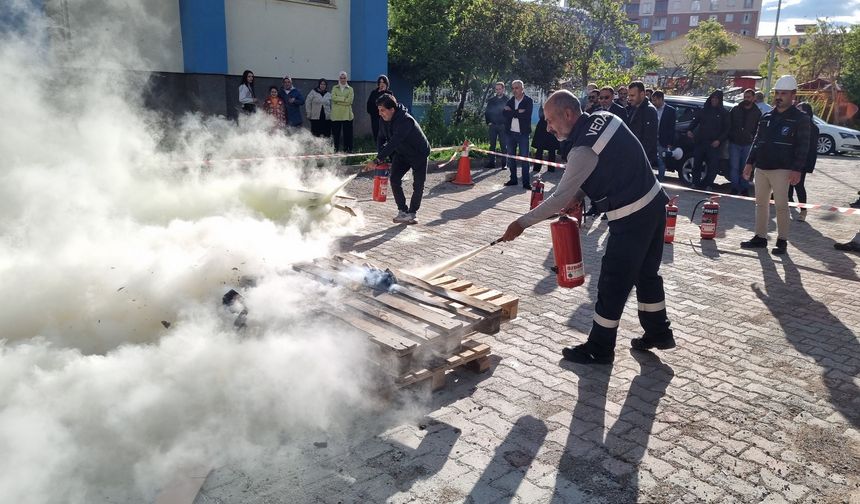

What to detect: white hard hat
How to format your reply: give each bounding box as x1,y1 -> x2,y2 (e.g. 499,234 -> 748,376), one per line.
773,75 -> 797,91
671,147 -> 683,160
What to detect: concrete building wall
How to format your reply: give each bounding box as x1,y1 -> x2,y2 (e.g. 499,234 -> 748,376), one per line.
45,0 -> 185,73
627,0 -> 762,42
224,0 -> 351,80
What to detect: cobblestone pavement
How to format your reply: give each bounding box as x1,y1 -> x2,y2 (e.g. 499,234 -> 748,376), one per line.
199,157 -> 860,503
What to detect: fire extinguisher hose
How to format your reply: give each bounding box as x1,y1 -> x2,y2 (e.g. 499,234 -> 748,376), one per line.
690,199 -> 707,223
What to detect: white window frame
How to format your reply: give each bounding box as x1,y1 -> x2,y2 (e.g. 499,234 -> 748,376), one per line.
691,0 -> 701,11
725,13 -> 734,22
710,0 -> 719,10
690,15 -> 699,26
742,12 -> 751,24
672,15 -> 680,24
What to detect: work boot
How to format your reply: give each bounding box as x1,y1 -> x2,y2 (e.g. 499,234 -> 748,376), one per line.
771,238 -> 788,255
631,333 -> 676,351
740,235 -> 767,249
561,342 -> 614,365
503,179 -> 519,186
392,211 -> 410,223
405,212 -> 418,225
796,209 -> 807,222
834,240 -> 860,252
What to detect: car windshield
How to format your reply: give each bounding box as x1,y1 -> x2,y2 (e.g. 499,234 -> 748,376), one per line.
812,115 -> 826,126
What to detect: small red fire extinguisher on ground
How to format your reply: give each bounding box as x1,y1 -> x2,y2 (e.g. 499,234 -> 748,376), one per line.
551,212 -> 585,288
530,177 -> 545,209
692,195 -> 720,240
664,195 -> 679,243
372,163 -> 390,203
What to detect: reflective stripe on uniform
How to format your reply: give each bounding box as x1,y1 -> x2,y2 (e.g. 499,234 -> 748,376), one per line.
606,180 -> 662,221
593,313 -> 620,329
638,300 -> 666,312
591,115 -> 622,155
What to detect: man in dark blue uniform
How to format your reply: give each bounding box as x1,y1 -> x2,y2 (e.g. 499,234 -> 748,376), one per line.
499,90 -> 675,364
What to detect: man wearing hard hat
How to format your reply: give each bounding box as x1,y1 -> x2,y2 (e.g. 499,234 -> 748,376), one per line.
740,75 -> 811,255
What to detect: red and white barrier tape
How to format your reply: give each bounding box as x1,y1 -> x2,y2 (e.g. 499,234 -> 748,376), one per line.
471,145 -> 859,216
171,145 -> 462,166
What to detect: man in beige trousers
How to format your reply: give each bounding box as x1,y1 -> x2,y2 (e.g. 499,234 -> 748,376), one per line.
740,75 -> 810,255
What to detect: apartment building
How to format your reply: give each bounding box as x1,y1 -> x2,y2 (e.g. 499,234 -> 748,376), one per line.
624,0 -> 763,42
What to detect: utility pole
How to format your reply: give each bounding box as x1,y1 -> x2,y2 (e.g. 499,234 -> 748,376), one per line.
765,0 -> 783,97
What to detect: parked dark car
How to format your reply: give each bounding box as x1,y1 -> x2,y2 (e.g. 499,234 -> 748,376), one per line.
662,96 -> 732,185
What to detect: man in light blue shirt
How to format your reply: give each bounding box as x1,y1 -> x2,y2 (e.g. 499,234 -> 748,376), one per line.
755,91 -> 772,113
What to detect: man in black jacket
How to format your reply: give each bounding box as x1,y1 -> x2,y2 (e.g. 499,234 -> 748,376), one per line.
740,75 -> 810,255
598,86 -> 627,118
651,91 -> 676,181
625,81 -> 659,168
503,80 -> 534,189
484,82 -> 508,168
686,90 -> 729,189
368,94 -> 431,225
728,88 -> 761,196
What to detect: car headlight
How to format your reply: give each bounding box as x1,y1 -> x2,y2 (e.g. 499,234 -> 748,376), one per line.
839,132 -> 856,139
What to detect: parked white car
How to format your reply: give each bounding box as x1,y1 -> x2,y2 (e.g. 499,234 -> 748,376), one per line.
814,116 -> 860,155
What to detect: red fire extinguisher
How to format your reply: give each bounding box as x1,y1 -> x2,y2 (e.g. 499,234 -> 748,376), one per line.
691,195 -> 720,240
551,213 -> 585,288
530,177 -> 545,209
664,195 -> 679,243
372,163 -> 390,203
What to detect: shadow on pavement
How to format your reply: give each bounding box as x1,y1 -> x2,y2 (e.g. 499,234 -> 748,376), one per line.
336,224 -> 406,253
465,415 -> 549,504
424,189 -> 521,227
754,254 -> 860,428
551,351 -> 674,502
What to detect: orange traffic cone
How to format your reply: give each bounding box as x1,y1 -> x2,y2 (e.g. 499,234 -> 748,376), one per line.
451,140 -> 474,185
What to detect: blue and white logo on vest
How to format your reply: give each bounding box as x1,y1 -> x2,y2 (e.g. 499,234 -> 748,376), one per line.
780,126 -> 790,136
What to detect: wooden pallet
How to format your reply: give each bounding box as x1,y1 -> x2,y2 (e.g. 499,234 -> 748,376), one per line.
292,254 -> 503,377
396,339 -> 491,391
426,274 -> 518,321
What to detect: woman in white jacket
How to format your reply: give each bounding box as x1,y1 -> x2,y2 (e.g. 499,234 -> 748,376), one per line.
238,69 -> 257,113
305,78 -> 332,138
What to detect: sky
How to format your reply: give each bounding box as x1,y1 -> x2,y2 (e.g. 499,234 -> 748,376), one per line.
758,0 -> 860,35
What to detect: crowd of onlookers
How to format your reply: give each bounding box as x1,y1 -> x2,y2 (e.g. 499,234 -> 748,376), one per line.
484,78 -> 860,255
237,69 -> 395,152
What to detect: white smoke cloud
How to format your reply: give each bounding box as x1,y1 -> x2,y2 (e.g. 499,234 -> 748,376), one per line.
0,3 -> 391,503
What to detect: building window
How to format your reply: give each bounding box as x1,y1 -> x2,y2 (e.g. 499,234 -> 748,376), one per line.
690,15 -> 699,26
642,2 -> 653,14
671,0 -> 681,9
672,15 -> 680,24
709,14 -> 718,20
739,29 -> 750,35
743,0 -> 753,7
653,30 -> 666,41
725,13 -> 734,22
727,0 -> 736,5
671,31 -> 678,38
691,0 -> 701,11
643,16 -> 650,27
742,12 -> 751,24
781,37 -> 790,46
710,0 -> 719,10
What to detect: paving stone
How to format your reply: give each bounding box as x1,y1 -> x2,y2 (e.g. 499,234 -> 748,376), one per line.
199,158 -> 860,503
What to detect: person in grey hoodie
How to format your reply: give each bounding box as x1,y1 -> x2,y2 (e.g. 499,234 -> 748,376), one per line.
484,82 -> 508,168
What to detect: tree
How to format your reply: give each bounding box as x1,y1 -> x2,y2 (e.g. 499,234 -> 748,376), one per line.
388,0 -> 456,102
680,20 -> 739,91
842,25 -> 860,105
566,0 -> 651,89
789,19 -> 846,84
